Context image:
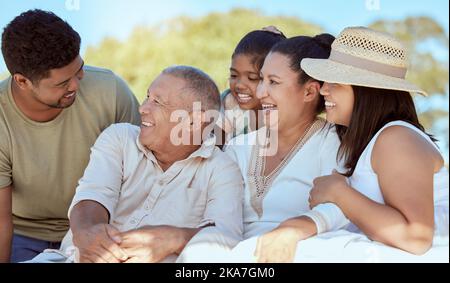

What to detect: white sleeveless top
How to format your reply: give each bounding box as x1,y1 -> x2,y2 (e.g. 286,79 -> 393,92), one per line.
347,120 -> 449,240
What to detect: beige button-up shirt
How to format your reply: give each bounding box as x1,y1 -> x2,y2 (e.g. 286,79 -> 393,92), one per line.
67,123 -> 244,242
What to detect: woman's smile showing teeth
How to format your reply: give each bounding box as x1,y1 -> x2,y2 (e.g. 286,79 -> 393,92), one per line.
325,101 -> 336,109
262,103 -> 277,110
262,103 -> 277,114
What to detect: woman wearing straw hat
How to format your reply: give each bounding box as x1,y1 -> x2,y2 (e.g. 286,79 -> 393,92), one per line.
302,27 -> 449,257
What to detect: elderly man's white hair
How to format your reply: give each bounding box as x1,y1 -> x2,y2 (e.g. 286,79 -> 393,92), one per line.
162,65 -> 220,112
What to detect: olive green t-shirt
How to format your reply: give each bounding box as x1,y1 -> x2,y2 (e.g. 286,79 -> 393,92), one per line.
0,66 -> 141,242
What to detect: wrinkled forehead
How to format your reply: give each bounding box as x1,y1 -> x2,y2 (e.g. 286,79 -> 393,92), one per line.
147,74 -> 191,104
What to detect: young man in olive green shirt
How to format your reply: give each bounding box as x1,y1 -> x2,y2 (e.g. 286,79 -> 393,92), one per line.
0,9 -> 141,262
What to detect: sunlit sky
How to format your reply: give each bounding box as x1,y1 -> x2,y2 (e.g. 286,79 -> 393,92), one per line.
1,0 -> 449,159
1,0 -> 448,73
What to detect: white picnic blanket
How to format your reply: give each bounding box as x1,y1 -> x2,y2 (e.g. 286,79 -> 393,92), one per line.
26,228 -> 449,263
177,229 -> 449,263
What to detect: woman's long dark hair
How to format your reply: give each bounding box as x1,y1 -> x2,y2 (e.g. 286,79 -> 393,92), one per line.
336,86 -> 438,177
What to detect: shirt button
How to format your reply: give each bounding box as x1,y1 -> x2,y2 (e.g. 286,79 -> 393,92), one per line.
145,205 -> 150,210
130,219 -> 137,224
158,180 -> 165,186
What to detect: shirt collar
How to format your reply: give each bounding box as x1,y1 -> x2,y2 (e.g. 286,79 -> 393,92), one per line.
135,131 -> 217,162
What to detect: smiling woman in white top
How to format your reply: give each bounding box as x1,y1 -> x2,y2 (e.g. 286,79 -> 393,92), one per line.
226,33 -> 354,263
301,26 -> 449,260
178,33 -> 359,263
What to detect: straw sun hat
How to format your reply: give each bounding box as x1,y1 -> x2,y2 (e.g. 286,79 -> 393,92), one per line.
301,26 -> 427,96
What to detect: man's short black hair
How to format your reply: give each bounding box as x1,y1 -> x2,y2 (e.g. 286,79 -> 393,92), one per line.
1,9 -> 81,82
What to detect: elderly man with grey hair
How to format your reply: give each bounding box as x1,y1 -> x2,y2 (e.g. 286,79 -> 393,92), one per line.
27,66 -> 244,263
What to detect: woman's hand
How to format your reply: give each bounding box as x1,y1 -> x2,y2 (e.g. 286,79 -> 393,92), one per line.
309,170 -> 349,209
254,226 -> 301,263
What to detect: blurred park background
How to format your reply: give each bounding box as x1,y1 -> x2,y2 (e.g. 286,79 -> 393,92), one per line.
1,0 -> 449,163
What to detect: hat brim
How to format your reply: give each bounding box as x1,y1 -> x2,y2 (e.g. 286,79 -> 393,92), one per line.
301,58 -> 428,96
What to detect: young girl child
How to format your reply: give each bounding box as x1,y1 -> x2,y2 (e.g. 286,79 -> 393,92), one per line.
302,26 -> 449,257
217,26 -> 286,143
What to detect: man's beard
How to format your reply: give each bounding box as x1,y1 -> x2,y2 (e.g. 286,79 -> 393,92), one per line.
48,98 -> 76,109
34,92 -> 77,109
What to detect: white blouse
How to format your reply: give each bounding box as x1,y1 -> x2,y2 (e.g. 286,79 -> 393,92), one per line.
225,119 -> 349,239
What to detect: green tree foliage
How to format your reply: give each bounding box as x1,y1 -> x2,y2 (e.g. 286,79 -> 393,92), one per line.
369,17 -> 449,153
0,72 -> 7,81
369,17 -> 449,130
84,8 -> 323,101
84,9 -> 448,152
